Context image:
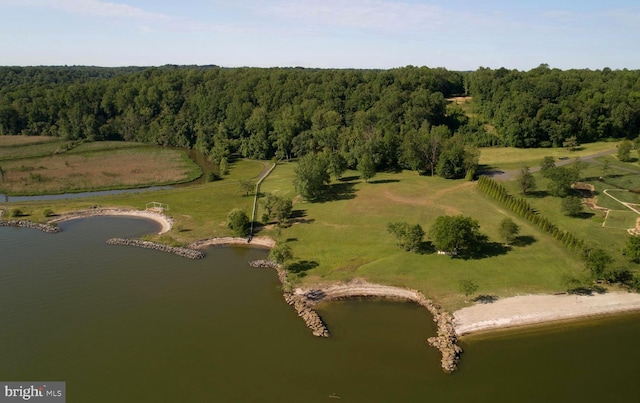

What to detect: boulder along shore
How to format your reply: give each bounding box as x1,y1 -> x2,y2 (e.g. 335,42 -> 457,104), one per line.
106,238 -> 204,259
296,280 -> 462,373
247,263 -> 462,373
0,219 -> 61,233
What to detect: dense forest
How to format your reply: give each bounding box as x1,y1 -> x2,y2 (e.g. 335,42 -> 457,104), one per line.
1,64 -> 639,177
469,64 -> 640,147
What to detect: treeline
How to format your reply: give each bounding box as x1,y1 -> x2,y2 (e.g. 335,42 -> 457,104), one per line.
468,64 -> 640,147
477,176 -> 585,252
0,65 -> 473,172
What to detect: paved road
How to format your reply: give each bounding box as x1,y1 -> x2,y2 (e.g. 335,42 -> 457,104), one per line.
483,148 -> 617,181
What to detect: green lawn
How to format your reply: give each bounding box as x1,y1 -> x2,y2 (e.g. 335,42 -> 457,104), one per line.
479,141 -> 616,171
260,163 -> 586,310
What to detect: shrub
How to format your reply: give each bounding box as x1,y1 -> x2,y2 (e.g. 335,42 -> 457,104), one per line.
43,208 -> 54,217
11,208 -> 23,217
227,209 -> 250,237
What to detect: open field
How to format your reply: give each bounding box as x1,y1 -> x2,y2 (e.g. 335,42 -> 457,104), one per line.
501,157 -> 639,266
479,141 -> 616,171
0,135 -> 59,147
0,146 -> 201,195
260,163 -> 587,310
603,210 -> 638,231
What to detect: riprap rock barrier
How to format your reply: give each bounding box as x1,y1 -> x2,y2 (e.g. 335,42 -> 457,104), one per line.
0,220 -> 61,233
106,238 -> 205,259
249,259 -> 330,338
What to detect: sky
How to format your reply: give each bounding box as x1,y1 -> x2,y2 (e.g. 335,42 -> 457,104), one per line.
0,0 -> 639,70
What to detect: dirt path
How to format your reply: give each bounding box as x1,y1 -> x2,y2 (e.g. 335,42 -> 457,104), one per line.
603,189 -> 640,214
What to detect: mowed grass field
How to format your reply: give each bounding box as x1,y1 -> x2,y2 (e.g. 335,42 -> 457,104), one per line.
0,142 -> 201,195
479,141 -> 616,170
260,163 -> 585,310
500,155 -> 640,270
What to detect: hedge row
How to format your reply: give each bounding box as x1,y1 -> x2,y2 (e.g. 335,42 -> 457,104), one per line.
477,176 -> 585,252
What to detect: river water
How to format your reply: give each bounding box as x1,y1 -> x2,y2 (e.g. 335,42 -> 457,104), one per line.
1,217 -> 639,402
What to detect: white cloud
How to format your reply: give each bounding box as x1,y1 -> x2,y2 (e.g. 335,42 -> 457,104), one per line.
1,0 -> 170,20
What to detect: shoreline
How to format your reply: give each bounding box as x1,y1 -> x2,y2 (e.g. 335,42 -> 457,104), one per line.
49,208 -> 174,234
293,279 -> 462,372
453,292 -> 640,336
7,209 -> 640,368
188,236 -> 275,249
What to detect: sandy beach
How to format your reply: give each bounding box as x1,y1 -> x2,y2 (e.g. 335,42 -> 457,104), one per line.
453,292 -> 640,335
49,208 -> 173,234
188,236 -> 275,249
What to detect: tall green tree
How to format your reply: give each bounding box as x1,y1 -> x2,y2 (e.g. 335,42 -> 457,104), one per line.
387,222 -> 425,252
459,279 -> 479,303
262,193 -> 293,226
293,152 -> 330,201
584,248 -> 613,281
269,243 -> 293,266
540,156 -> 556,177
545,167 -> 579,197
357,152 -> 376,183
623,236 -> 640,263
561,196 -> 584,216
430,215 -> 482,255
618,139 -> 633,162
498,217 -> 520,246
227,209 -> 250,237
517,165 -> 536,195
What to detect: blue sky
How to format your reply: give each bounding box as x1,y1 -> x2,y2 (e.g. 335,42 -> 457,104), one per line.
1,0 -> 638,70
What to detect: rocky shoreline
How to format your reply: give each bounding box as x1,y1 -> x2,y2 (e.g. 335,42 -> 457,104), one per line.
249,259 -> 330,337
248,260 -> 461,372
0,219 -> 61,233
2,210 -> 459,371
298,281 -> 462,372
106,238 -> 205,259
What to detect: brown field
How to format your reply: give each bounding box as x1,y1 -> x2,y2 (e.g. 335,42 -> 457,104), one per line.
0,148 -> 200,195
0,135 -> 59,147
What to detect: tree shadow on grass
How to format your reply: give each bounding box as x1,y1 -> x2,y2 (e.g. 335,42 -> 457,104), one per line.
511,235 -> 536,247
290,209 -> 315,224
368,179 -> 400,184
527,190 -> 549,198
473,295 -> 499,304
316,182 -> 357,203
572,212 -> 595,219
459,242 -> 510,260
288,260 -> 319,278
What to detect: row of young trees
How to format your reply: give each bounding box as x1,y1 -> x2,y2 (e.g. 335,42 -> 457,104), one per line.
468,65 -> 640,147
477,176 -> 586,252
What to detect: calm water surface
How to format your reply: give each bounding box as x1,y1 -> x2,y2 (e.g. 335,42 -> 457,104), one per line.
1,217 -> 639,402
